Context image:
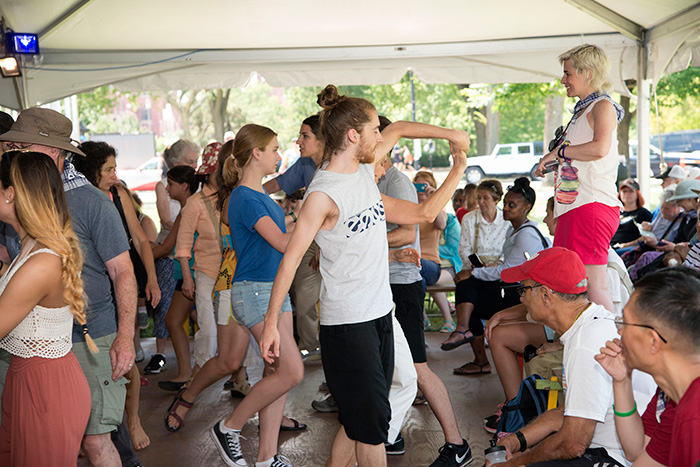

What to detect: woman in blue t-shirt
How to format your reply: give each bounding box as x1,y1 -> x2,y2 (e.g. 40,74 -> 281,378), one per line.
212,124 -> 302,467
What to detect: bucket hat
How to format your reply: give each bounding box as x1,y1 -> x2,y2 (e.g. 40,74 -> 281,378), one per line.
1,108 -> 85,156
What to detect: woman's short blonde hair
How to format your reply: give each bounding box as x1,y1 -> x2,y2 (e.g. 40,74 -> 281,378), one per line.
558,44 -> 611,93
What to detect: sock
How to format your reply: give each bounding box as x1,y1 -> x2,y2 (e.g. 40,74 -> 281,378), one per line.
219,420 -> 240,434
255,458 -> 273,467
138,305 -> 147,315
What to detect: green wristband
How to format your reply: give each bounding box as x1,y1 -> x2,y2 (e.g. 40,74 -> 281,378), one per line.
613,402 -> 637,417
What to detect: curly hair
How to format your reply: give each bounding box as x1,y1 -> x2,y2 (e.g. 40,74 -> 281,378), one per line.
74,141 -> 116,187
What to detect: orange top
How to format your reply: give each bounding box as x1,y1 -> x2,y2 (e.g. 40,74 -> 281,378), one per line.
175,185 -> 221,279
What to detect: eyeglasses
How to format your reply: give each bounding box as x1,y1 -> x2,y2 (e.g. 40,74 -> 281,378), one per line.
603,317 -> 667,343
5,142 -> 34,150
516,284 -> 543,297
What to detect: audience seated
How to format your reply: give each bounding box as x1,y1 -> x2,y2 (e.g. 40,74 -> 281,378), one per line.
611,179 -> 652,251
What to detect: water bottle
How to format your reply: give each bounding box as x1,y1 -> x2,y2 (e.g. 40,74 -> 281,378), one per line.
485,439 -> 508,465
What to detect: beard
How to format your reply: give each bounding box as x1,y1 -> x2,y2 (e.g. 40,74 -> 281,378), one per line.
356,134 -> 377,164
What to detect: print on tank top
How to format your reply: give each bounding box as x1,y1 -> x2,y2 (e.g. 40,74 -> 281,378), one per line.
344,200 -> 386,238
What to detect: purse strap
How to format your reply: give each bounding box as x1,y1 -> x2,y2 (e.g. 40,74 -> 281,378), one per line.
201,191 -> 222,251
473,214 -> 480,253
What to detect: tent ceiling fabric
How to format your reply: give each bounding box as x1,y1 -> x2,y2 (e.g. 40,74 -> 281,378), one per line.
0,0 -> 699,109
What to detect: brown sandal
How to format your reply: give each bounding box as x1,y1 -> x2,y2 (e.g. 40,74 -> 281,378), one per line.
164,388 -> 193,432
453,361 -> 491,375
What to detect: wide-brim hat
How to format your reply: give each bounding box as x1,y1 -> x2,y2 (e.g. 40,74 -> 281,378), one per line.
501,247 -> 588,294
1,107 -> 85,156
669,179 -> 700,201
196,141 -> 223,175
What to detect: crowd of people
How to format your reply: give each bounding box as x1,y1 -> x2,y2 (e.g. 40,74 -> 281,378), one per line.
0,42 -> 697,467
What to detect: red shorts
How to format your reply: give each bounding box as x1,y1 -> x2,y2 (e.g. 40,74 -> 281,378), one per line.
554,203 -> 619,265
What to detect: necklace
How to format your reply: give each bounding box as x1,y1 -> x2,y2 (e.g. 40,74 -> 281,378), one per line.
19,233 -> 29,244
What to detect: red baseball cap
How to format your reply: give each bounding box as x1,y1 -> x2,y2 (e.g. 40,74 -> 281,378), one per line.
501,247 -> 587,294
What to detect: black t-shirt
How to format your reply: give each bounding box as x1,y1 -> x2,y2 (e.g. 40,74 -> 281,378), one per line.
611,207 -> 653,245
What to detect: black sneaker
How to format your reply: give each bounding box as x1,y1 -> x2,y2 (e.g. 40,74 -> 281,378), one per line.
211,420 -> 247,466
311,394 -> 338,412
270,454 -> 292,467
483,401 -> 506,434
143,353 -> 166,374
384,432 -> 405,455
429,439 -> 473,467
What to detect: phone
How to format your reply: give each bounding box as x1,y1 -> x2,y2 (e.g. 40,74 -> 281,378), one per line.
413,182 -> 428,193
542,160 -> 559,174
468,253 -> 484,268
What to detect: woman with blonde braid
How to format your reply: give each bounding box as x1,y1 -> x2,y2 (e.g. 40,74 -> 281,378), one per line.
0,151 -> 93,466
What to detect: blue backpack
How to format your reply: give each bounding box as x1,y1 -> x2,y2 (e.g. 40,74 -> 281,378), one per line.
496,374 -> 548,435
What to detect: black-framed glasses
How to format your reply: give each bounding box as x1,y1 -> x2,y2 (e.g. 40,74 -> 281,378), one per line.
603,317 -> 667,343
5,141 -> 34,150
516,284 -> 543,297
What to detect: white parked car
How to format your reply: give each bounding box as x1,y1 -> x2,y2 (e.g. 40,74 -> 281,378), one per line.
464,142 -> 544,184
117,157 -> 163,191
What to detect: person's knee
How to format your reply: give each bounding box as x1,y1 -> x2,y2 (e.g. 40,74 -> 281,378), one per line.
217,353 -> 243,375
81,433 -> 113,457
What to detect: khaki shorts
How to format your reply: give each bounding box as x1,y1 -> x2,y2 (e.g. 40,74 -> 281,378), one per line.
72,332 -> 128,435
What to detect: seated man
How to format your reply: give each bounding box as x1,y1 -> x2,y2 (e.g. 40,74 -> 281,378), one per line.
598,267 -> 700,467
491,247 -> 654,467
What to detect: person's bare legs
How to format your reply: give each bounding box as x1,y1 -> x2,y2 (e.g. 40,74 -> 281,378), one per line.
414,362 -> 462,444
124,364 -> 150,450
164,291 -> 194,381
82,433 -> 120,467
326,426 -> 357,467
167,321 -> 250,430
465,336 -> 489,369
441,302 -> 474,346
585,264 -> 614,312
430,292 -> 454,324
356,442 -> 386,467
490,322 -> 547,400
223,312 -> 304,462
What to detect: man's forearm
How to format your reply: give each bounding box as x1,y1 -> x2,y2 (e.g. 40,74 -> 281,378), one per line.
387,225 -> 416,248
114,268 -> 138,340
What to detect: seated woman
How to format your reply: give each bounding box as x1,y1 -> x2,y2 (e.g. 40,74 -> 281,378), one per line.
429,200 -> 462,333
449,178 -> 550,375
611,179 -> 652,251
0,151 -> 93,465
442,179 -> 509,351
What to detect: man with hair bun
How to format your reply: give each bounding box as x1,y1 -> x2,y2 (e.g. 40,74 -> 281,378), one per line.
596,267 -> 700,467
260,84 -> 469,467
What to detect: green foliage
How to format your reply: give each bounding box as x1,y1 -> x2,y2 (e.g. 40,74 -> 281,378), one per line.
77,86 -> 140,134
655,67 -> 700,106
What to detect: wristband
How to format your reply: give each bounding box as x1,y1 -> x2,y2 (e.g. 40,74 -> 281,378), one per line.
515,430 -> 527,452
613,402 -> 637,417
289,212 -> 297,222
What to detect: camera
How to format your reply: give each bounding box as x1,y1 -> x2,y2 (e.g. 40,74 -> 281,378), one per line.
548,125 -> 565,152
523,344 -> 539,363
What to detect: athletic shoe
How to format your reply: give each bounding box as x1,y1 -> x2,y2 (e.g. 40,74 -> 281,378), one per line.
135,347 -> 145,363
429,439 -> 473,467
318,381 -> 329,392
230,380 -> 252,398
384,432 -> 405,455
143,353 -> 166,374
211,420 -> 247,466
270,454 -> 292,467
311,394 -> 338,412
483,401 -> 506,434
300,348 -> 321,362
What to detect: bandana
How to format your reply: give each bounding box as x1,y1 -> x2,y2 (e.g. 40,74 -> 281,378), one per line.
62,158 -> 91,192
571,92 -> 625,125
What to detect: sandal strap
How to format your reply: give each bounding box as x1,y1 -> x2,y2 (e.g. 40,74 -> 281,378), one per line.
176,395 -> 194,409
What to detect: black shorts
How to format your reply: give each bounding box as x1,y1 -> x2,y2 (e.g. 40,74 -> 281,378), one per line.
455,277 -> 520,336
391,281 -> 427,363
320,312 -> 394,445
527,447 -> 624,467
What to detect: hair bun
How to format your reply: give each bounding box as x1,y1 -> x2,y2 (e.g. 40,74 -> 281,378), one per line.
317,84 -> 347,109
513,177 -> 530,189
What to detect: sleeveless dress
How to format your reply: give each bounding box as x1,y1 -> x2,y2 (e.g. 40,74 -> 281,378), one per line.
0,246 -> 91,467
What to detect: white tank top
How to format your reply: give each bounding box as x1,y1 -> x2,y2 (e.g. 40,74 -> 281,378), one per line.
0,247 -> 74,359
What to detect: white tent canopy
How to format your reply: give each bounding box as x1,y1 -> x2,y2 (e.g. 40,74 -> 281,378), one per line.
1,0 -> 700,195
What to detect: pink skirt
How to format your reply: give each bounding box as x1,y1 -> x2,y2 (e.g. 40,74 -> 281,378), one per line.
0,351 -> 90,466
554,202 -> 619,265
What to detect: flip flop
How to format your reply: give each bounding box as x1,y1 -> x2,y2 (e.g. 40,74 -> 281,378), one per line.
279,418 -> 308,432
440,330 -> 475,351
453,361 -> 491,375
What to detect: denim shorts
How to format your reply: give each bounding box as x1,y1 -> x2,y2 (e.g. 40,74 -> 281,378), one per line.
231,281 -> 292,329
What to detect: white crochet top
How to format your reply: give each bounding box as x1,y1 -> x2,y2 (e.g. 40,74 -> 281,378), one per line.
0,248 -> 74,359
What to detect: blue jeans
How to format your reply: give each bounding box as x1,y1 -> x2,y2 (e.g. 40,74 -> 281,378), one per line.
231,281 -> 292,329
420,259 -> 441,291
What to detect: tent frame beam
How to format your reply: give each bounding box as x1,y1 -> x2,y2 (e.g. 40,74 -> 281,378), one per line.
563,0 -> 644,41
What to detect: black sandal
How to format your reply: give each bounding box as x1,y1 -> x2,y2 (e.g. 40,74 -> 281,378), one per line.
440,330 -> 475,351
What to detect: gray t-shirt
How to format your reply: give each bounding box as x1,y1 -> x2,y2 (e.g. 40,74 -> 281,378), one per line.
66,184 -> 130,341
306,163 -> 394,326
377,166 -> 422,285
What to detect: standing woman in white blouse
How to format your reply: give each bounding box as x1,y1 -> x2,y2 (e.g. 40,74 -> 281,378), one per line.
441,179 -> 509,350
0,151 -> 93,466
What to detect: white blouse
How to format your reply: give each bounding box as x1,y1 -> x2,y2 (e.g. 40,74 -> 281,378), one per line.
458,208 -> 509,270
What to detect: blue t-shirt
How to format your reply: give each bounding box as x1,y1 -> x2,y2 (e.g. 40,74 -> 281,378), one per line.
276,157 -> 316,194
228,186 -> 286,282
